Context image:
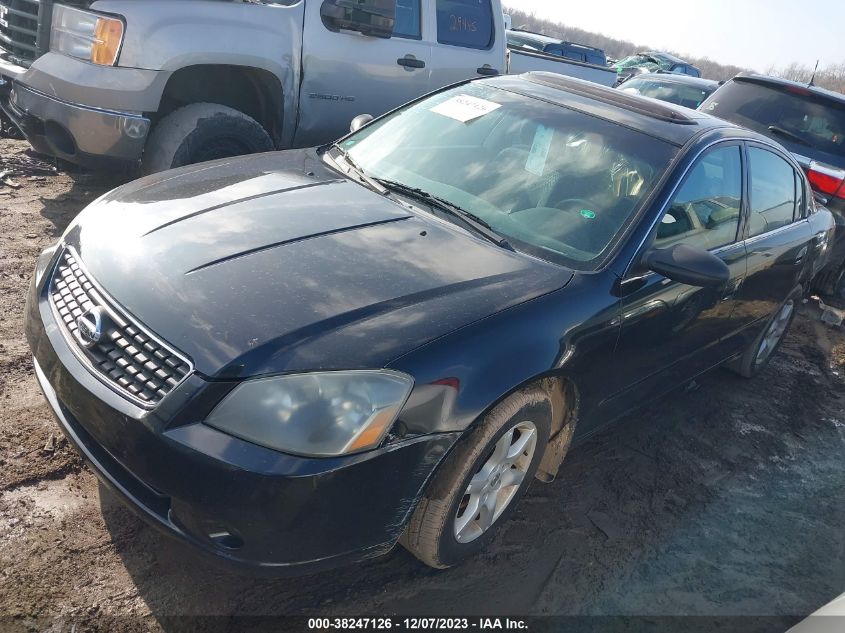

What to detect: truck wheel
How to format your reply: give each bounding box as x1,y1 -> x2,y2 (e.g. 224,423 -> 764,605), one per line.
142,103 -> 273,174
401,388 -> 552,569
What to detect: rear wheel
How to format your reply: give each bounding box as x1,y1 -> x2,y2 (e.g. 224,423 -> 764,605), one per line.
728,292 -> 798,378
401,388 -> 552,569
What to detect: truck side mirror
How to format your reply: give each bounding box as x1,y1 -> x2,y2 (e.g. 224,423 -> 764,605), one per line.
350,114 -> 374,133
320,0 -> 396,39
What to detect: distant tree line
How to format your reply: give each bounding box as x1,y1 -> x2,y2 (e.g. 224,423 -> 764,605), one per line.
504,7 -> 845,94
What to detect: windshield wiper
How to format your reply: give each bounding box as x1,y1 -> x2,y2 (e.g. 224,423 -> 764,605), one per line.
331,145 -> 389,195
376,179 -> 514,250
767,125 -> 812,148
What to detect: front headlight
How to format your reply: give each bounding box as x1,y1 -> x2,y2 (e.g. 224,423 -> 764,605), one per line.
205,371 -> 414,457
51,4 -> 125,66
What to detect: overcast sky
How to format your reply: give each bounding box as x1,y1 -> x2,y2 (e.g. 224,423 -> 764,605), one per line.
507,0 -> 844,71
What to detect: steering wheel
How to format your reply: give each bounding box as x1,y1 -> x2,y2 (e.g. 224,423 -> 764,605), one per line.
554,198 -> 596,215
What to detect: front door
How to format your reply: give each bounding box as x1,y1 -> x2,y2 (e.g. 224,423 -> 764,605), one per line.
296,0 -> 432,148
605,143 -> 748,414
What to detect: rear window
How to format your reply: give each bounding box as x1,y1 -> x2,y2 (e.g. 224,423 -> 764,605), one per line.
621,78 -> 716,109
436,0 -> 494,50
702,80 -> 845,158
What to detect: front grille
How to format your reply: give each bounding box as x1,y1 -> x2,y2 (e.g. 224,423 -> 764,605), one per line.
48,248 -> 193,408
0,0 -> 49,67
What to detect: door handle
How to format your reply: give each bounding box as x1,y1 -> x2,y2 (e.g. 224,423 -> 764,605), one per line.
476,66 -> 500,76
397,56 -> 425,69
795,246 -> 808,265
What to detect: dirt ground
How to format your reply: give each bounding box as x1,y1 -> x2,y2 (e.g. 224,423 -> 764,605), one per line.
1,136 -> 844,632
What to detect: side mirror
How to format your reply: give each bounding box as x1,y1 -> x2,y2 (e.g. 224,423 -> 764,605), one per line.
350,114 -> 374,133
645,243 -> 729,287
320,0 -> 396,39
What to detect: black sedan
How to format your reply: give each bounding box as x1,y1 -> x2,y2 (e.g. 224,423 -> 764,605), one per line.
26,72 -> 834,573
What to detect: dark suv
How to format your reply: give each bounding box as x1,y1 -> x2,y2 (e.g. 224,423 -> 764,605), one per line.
701,74 -> 845,293
506,30 -> 607,66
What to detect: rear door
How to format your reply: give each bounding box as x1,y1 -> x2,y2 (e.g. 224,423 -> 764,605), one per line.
731,143 -> 813,348
428,0 -> 506,88
296,0 -> 432,148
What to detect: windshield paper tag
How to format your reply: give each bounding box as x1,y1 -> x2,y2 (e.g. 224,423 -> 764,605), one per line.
525,125 -> 554,176
430,95 -> 502,123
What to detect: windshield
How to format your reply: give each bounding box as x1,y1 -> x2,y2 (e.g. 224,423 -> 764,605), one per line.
622,78 -> 716,109
616,55 -> 650,69
337,83 -> 678,268
702,80 -> 845,159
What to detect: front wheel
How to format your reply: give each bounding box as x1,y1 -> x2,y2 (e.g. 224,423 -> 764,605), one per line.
142,103 -> 274,174
401,388 -> 552,569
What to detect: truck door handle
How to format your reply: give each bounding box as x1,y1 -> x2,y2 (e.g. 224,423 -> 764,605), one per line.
476,66 -> 500,76
397,56 -> 425,69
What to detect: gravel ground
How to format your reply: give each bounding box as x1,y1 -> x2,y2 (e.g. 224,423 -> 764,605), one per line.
1,137 -> 844,632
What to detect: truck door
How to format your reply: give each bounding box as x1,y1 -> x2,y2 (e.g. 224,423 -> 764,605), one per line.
296,0 -> 432,148
427,0 -> 506,90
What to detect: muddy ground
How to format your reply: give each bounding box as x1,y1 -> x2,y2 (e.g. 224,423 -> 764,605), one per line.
0,137 -> 844,632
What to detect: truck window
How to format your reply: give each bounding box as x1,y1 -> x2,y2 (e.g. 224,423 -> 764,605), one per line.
394,0 -> 422,39
436,0 -> 494,50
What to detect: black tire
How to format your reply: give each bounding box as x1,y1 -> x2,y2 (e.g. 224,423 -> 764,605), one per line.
727,289 -> 800,378
401,388 -> 552,569
142,103 -> 273,174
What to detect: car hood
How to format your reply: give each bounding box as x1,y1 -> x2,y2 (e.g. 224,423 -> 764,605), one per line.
66,150 -> 573,379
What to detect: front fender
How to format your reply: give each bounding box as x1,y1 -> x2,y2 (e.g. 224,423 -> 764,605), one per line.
388,272 -> 621,443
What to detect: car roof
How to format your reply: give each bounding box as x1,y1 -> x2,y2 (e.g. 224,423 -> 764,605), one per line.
730,72 -> 845,105
507,30 -> 562,46
486,72 -> 742,147
628,73 -> 719,89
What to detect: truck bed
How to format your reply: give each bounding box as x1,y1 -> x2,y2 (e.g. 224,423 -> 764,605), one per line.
508,46 -> 617,87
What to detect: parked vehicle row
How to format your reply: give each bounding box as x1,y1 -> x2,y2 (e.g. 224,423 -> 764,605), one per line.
506,29 -> 608,67
26,73 -> 836,574
615,71 -> 845,296
0,0 -> 615,174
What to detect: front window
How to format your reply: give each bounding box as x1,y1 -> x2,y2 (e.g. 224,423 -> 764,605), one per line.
336,83 -> 678,269
393,0 -> 422,39
655,145 -> 742,250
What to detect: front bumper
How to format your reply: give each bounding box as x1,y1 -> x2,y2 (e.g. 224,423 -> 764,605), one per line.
25,270 -> 456,574
2,82 -> 150,168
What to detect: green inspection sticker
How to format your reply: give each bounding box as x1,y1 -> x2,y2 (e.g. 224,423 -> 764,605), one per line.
580,209 -> 596,219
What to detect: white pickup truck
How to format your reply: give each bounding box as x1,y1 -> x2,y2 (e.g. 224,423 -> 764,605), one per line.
0,0 -> 616,172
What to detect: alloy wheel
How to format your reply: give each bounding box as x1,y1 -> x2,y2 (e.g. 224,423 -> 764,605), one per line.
453,421 -> 538,544
755,299 -> 794,366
